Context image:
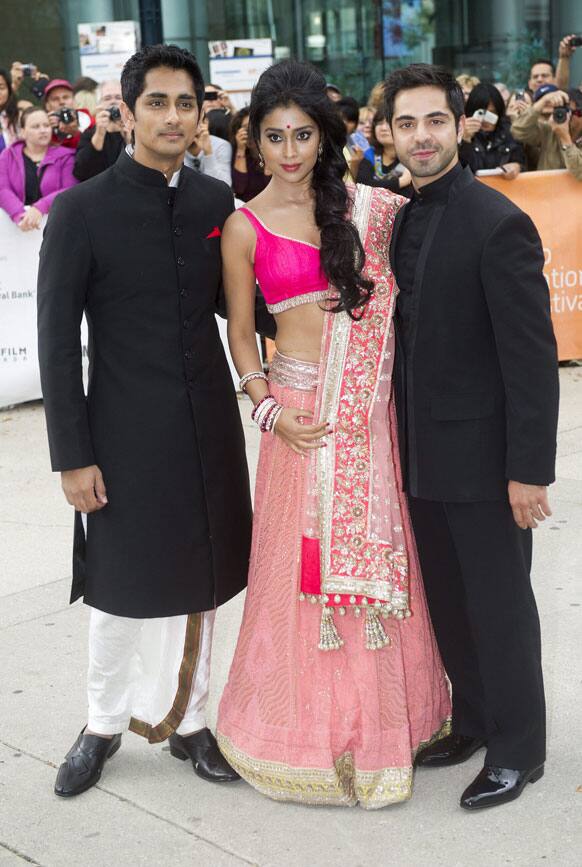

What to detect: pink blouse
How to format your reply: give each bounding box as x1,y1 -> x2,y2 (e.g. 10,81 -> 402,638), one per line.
239,207 -> 330,314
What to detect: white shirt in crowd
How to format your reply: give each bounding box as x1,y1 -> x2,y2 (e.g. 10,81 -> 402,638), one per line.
184,135 -> 232,186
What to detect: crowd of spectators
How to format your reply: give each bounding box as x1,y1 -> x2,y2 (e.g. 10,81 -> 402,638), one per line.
0,33 -> 580,232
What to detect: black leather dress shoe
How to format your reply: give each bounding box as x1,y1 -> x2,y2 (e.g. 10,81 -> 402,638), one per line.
169,728 -> 240,783
54,728 -> 122,797
415,734 -> 486,767
461,764 -> 544,810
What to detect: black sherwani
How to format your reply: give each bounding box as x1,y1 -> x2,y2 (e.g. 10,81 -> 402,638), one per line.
38,151 -> 272,618
391,163 -> 559,770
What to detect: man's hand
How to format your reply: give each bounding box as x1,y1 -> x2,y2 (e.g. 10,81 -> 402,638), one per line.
91,106 -> 118,150
196,117 -> 212,155
548,112 -> 573,145
559,34 -> 577,59
18,206 -> 43,231
61,465 -> 108,513
534,89 -> 569,115
49,110 -> 79,139
508,481 -> 551,529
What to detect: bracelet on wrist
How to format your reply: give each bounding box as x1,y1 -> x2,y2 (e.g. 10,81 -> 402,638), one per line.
239,371 -> 268,393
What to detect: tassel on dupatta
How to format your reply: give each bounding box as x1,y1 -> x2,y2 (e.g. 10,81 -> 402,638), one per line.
300,184 -> 411,651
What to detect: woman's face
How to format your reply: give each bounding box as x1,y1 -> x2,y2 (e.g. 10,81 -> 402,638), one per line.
22,110 -> 52,149
374,118 -> 394,148
357,108 -> 373,140
259,102 -> 321,185
481,100 -> 500,133
0,75 -> 9,111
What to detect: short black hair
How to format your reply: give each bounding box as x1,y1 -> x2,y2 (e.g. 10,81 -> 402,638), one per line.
121,44 -> 205,113
384,63 -> 465,127
465,82 -> 506,124
530,58 -> 555,75
569,87 -> 582,110
336,96 -> 360,126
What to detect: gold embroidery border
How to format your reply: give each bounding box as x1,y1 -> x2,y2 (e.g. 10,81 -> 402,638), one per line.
217,718 -> 451,810
129,613 -> 202,744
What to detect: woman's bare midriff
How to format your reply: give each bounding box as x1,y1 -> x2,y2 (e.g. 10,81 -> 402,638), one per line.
273,301 -> 326,363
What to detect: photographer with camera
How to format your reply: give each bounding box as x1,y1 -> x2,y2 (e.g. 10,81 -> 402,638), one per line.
9,61 -> 49,101
202,83 -> 233,142
43,79 -> 92,149
0,106 -> 77,231
74,80 -> 129,181
511,84 -> 582,180
459,82 -> 525,179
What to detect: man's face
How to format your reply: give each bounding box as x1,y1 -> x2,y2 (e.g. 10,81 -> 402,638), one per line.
100,81 -> 122,107
123,67 -> 200,163
529,63 -> 555,93
390,85 -> 463,182
45,87 -> 74,112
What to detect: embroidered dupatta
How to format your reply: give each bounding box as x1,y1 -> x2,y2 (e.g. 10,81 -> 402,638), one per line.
300,184 -> 411,650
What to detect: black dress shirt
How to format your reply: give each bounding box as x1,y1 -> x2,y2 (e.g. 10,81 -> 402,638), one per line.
394,162 -> 463,344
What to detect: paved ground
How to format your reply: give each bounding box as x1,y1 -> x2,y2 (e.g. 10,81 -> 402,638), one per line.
1,369 -> 581,867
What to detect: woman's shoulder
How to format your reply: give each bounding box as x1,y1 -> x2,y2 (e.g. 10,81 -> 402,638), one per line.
222,206 -> 257,243
48,144 -> 76,161
1,139 -> 24,158
356,182 -> 405,211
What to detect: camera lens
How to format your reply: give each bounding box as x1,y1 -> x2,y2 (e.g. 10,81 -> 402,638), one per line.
552,106 -> 569,124
109,106 -> 121,121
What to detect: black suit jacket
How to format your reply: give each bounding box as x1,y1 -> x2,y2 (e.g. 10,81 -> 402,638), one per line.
37,151 -> 273,618
390,165 -> 559,502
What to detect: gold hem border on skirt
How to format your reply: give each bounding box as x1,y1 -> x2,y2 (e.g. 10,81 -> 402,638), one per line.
217,718 -> 451,810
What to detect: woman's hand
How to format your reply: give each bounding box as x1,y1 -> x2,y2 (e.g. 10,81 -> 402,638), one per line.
398,167 -> 412,188
274,408 -> 330,456
501,162 -> 521,180
235,126 -> 248,153
462,117 -> 482,141
348,145 -> 365,180
18,206 -> 42,231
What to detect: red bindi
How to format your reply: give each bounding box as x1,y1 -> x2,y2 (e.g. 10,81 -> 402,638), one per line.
286,124 -> 291,129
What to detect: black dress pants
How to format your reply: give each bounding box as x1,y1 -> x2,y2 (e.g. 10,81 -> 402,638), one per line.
408,496 -> 546,770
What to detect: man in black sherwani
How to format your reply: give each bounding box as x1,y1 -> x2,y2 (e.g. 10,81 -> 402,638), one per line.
385,64 -> 559,810
38,45 -> 273,797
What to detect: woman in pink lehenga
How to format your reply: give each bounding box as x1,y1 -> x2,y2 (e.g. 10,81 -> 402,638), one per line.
217,60 -> 450,809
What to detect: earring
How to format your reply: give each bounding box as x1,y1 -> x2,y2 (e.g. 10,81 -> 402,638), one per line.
258,152 -> 265,169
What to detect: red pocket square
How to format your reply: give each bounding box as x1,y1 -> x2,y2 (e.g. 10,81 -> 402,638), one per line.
206,226 -> 221,239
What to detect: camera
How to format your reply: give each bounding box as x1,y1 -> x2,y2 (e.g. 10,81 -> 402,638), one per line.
204,90 -> 219,101
552,106 -> 570,124
570,35 -> 582,47
514,90 -> 526,102
108,105 -> 121,121
58,108 -> 76,125
21,63 -> 36,77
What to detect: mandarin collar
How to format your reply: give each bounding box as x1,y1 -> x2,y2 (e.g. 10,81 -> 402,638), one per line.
115,148 -> 184,188
413,161 -> 463,204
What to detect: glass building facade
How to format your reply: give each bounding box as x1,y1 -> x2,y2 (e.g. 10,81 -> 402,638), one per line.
2,1 -> 581,102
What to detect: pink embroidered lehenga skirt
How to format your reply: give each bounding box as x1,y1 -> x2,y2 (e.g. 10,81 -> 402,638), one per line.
217,352 -> 451,809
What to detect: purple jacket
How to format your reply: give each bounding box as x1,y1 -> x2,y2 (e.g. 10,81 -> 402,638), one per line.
0,140 -> 78,223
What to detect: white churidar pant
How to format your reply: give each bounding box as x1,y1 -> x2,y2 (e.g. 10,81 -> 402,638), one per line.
87,607 -> 215,739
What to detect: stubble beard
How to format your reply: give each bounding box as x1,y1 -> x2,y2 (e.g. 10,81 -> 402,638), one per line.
401,141 -> 458,180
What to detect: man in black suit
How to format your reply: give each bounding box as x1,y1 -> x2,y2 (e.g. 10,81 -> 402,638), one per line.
385,64 -> 559,810
38,45 -> 273,798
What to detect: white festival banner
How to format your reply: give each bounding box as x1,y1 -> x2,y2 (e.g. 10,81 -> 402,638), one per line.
0,212 -> 242,409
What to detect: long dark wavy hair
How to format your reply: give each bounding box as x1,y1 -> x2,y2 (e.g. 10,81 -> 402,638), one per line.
0,69 -> 19,130
249,60 -> 373,318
